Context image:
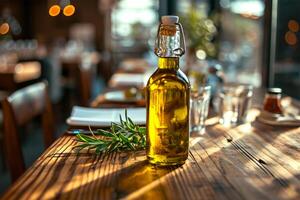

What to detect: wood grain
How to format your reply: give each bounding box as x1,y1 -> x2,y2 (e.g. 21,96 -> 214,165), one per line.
1,84 -> 300,200
1,120 -> 299,200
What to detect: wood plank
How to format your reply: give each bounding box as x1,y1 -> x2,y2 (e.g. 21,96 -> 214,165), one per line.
213,124 -> 300,200
191,130 -> 273,200
1,123 -> 300,200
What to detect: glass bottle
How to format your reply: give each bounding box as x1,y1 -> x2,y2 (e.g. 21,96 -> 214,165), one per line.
263,88 -> 283,114
146,16 -> 190,166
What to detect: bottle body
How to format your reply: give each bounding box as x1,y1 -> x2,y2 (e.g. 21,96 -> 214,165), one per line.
146,57 -> 190,166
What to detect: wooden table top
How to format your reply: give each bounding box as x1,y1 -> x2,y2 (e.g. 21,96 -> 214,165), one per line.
2,107 -> 300,199
1,64 -> 300,200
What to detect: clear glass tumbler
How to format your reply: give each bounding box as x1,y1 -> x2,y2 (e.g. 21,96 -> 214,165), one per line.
190,85 -> 211,134
218,83 -> 253,126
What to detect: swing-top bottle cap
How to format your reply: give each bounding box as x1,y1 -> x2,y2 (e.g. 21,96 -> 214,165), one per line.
161,15 -> 179,25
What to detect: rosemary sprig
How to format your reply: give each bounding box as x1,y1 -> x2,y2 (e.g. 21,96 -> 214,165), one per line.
74,110 -> 146,154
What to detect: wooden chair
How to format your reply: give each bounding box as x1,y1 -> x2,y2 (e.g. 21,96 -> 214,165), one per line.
78,66 -> 92,106
61,61 -> 93,106
1,81 -> 55,181
0,91 -> 9,170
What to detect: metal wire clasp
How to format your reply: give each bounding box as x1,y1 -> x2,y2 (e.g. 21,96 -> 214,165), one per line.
154,22 -> 186,57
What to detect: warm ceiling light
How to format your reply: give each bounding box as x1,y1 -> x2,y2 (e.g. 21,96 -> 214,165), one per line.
49,4 -> 61,17
0,23 -> 10,35
63,5 -> 75,16
288,20 -> 299,32
285,31 -> 297,46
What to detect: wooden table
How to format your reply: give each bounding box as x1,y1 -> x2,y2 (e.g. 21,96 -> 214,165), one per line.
60,52 -> 101,106
2,71 -> 300,200
2,109 -> 300,199
0,62 -> 41,91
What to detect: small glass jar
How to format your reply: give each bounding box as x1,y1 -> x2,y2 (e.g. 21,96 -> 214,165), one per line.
263,88 -> 282,114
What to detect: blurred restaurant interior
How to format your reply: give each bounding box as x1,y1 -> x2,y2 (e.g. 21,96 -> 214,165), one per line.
0,0 -> 300,195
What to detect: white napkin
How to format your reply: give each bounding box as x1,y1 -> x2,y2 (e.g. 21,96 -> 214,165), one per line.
109,73 -> 145,87
67,106 -> 146,126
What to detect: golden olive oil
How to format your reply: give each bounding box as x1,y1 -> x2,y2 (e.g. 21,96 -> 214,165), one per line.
146,16 -> 190,166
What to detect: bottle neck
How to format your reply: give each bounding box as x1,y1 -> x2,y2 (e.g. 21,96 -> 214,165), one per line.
155,23 -> 185,58
265,93 -> 281,99
158,57 -> 179,70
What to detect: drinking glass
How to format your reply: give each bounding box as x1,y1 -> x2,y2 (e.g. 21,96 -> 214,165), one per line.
217,83 -> 253,126
190,85 -> 211,134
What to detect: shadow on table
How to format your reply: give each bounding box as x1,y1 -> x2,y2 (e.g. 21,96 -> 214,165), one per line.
115,160 -> 179,199
52,158 -> 180,199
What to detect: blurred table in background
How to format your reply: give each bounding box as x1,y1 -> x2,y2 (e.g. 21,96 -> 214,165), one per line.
92,58 -> 150,108
91,87 -> 146,108
60,51 -> 101,106
0,61 -> 41,92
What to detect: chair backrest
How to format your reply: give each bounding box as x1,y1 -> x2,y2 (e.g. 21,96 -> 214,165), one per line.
78,66 -> 92,106
62,61 -> 92,106
1,81 -> 55,181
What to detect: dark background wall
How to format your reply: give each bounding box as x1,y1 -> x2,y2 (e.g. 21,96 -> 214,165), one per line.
1,0 -> 106,50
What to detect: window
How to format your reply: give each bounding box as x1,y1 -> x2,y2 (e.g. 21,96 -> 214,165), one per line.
218,0 -> 265,86
111,0 -> 159,49
270,0 -> 300,99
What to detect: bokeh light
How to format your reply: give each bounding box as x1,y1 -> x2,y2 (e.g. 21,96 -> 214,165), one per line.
0,23 -> 10,35
288,20 -> 299,32
49,5 -> 61,17
285,31 -> 297,45
196,49 -> 207,60
63,5 -> 75,16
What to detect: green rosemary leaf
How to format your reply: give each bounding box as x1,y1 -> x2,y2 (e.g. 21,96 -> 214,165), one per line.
111,122 -> 123,131
119,134 -> 134,150
76,134 -> 90,143
108,141 -> 118,152
132,136 -> 138,144
95,143 -> 108,154
96,129 -> 115,138
73,110 -> 146,154
119,115 -> 123,126
125,109 -> 128,122
76,134 -> 98,143
138,127 -> 146,133
127,117 -> 135,128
